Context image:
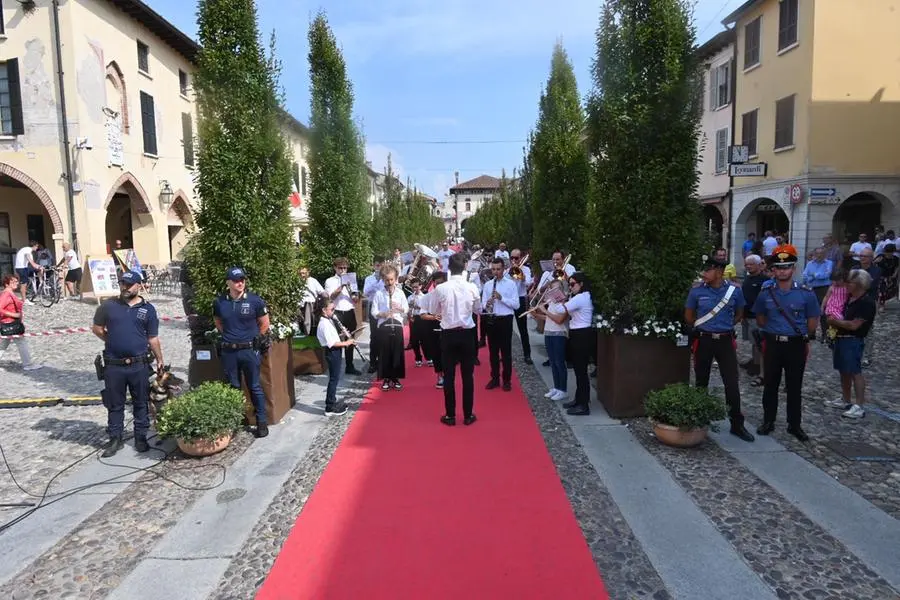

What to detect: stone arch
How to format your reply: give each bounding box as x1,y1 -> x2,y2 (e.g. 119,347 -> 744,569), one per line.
169,189 -> 194,225
833,190 -> 895,243
105,61 -> 129,133
0,162 -> 65,234
105,172 -> 153,214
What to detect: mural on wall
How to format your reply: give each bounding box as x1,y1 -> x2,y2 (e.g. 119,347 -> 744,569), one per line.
22,39 -> 58,147
104,107 -> 124,167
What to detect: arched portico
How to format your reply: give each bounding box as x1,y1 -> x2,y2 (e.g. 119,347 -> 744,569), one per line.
167,190 -> 193,260
832,191 -> 895,246
0,162 -> 65,236
104,172 -> 155,258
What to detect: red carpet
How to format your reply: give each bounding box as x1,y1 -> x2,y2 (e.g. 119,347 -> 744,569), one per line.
257,335 -> 609,600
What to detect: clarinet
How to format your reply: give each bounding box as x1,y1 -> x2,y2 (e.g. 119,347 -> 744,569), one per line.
331,315 -> 369,363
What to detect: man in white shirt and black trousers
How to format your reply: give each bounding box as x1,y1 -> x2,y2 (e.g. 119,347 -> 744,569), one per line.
482,257 -> 519,391
432,253 -> 481,426
324,257 -> 361,375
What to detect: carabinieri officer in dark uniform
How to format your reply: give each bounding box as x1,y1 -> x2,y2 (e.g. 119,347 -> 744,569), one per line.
753,249 -> 820,441
213,267 -> 271,438
685,256 -> 755,442
92,270 -> 164,457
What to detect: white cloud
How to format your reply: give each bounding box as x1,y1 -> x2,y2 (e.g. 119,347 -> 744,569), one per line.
365,143 -> 405,179
333,0 -> 599,63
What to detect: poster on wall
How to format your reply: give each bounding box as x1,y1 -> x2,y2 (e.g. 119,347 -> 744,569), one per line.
104,107 -> 124,167
113,249 -> 142,274
81,255 -> 119,303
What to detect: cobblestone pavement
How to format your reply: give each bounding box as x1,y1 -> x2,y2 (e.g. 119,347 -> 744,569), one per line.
212,373 -> 373,600
512,345 -> 670,600
0,428 -> 254,600
0,293 -> 191,399
628,419 -> 897,600
713,301 -> 900,519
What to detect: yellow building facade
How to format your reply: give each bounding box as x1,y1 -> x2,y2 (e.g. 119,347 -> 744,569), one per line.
725,0 -> 900,261
0,0 -> 310,275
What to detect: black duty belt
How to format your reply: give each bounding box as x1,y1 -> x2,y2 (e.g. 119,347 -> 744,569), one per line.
696,331 -> 734,339
105,355 -> 150,366
765,334 -> 805,342
221,342 -> 254,350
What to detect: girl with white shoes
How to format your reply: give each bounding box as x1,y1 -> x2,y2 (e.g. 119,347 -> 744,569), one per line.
533,280 -> 569,402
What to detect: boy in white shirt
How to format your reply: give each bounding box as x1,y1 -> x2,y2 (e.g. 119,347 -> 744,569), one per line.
316,299 -> 357,416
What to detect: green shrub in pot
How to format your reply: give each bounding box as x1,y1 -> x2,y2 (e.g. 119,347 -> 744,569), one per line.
156,382 -> 245,443
644,383 -> 726,432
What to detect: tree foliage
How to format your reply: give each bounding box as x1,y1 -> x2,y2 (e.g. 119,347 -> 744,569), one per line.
531,43 -> 591,260
304,12 -> 371,279
585,0 -> 704,325
191,0 -> 299,326
370,158 -> 445,257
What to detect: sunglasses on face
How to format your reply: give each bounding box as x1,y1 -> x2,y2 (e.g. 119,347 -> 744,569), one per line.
568,281 -> 578,286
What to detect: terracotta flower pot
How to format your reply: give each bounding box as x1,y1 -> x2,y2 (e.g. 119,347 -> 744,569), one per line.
177,433 -> 232,457
651,421 -> 707,448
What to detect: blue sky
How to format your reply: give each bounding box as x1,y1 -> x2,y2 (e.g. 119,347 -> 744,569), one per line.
145,0 -> 744,200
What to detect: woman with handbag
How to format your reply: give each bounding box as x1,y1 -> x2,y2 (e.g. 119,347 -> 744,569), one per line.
0,274 -> 44,370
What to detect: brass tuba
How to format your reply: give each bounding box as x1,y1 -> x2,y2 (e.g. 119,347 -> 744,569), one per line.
404,243 -> 439,293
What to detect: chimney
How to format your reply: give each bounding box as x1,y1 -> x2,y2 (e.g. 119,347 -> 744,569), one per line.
454,171 -> 459,186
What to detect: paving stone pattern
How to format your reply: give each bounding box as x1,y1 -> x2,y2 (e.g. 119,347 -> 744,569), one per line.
0,429 -> 254,600
709,302 -> 900,519
211,374 -> 372,600
513,345 -> 671,600
628,418 -> 898,600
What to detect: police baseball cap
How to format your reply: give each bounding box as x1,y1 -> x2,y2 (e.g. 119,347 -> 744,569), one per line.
226,267 -> 246,281
771,250 -> 798,267
701,255 -> 727,270
119,270 -> 143,286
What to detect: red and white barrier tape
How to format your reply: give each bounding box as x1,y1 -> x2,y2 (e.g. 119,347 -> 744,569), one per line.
0,315 -> 191,339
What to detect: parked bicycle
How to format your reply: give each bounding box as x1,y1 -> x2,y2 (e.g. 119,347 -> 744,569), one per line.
25,267 -> 62,307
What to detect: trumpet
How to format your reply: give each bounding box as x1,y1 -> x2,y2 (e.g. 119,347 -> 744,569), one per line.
509,252 -> 529,281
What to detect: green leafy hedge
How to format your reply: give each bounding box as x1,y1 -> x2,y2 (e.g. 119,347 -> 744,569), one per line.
156,382 -> 245,442
645,383 -> 726,431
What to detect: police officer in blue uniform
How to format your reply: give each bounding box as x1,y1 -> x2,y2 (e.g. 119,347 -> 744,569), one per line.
213,267 -> 271,438
92,270 -> 164,457
752,249 -> 820,441
685,256 -> 755,442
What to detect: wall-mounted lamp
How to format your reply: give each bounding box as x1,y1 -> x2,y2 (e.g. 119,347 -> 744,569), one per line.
159,180 -> 174,209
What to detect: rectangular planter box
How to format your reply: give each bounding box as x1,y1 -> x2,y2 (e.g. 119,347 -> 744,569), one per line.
188,344 -> 226,389
243,339 -> 296,426
596,333 -> 690,418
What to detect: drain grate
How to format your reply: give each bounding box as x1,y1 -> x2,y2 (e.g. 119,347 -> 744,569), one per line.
824,441 -> 897,463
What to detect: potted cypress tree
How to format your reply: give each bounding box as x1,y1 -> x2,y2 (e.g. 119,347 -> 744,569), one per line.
190,0 -> 301,424
584,0 -> 703,417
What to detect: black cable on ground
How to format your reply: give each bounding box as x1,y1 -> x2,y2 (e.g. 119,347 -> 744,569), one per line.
0,425 -> 229,534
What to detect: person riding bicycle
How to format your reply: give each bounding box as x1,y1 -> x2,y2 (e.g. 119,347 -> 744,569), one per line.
14,241 -> 43,305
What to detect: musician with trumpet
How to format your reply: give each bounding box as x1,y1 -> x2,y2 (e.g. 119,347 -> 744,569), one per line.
324,257 -> 362,376
482,257 -> 519,392
316,298 -> 358,417
536,250 -> 576,293
506,249 -> 534,364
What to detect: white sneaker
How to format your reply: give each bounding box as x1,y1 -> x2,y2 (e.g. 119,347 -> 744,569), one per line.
824,398 -> 850,409
544,389 -> 558,398
551,389 -> 568,401
842,404 -> 866,419
23,363 -> 44,371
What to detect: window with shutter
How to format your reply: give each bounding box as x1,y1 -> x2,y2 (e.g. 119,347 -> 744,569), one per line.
709,63 -> 730,110
0,1 -> 5,35
140,91 -> 157,155
774,95 -> 795,149
182,112 -> 194,166
715,128 -> 728,174
137,41 -> 150,73
744,17 -> 761,68
0,59 -> 25,136
179,70 -> 189,96
708,67 -> 717,110
741,109 -> 758,157
778,0 -> 798,51
301,166 -> 308,196
292,162 -> 300,192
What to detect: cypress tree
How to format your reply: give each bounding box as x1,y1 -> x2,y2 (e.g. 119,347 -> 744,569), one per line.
191,0 -> 299,326
305,12 -> 371,278
586,0 -> 703,325
531,43 -> 590,260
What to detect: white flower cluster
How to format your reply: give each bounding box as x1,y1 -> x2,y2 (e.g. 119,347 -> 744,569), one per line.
270,321 -> 302,341
595,313 -> 684,342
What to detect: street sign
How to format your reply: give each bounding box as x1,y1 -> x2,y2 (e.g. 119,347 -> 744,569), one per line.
729,145 -> 749,164
789,184 -> 803,204
729,162 -> 767,177
808,187 -> 841,205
